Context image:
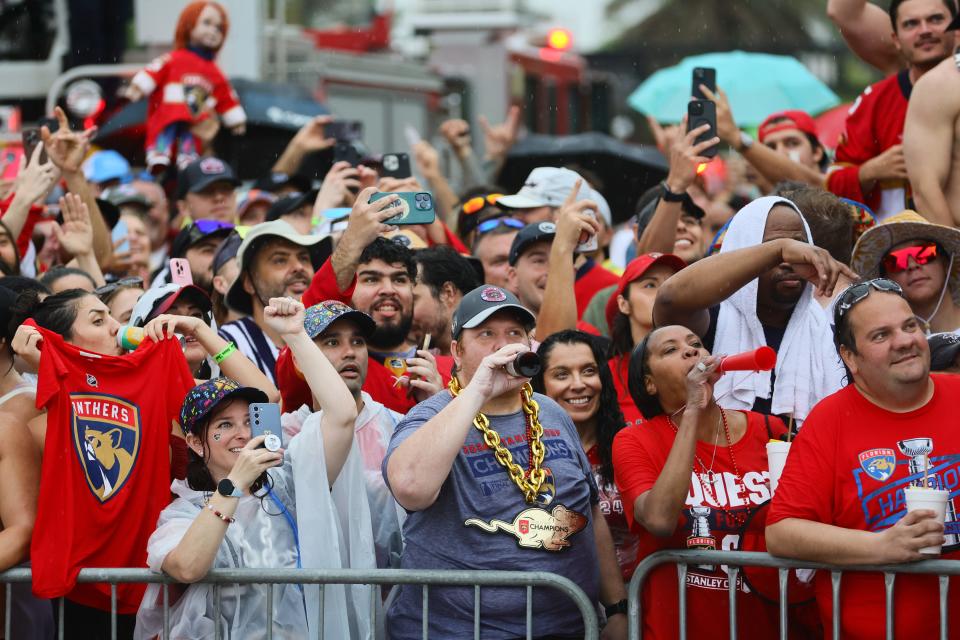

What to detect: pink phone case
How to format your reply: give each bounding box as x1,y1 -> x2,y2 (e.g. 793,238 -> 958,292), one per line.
169,258 -> 193,286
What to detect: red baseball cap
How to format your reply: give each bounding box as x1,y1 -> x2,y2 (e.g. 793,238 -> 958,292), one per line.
757,110 -> 818,144
605,253 -> 686,330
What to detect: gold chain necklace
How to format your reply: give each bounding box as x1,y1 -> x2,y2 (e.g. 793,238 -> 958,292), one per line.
449,377 -> 546,503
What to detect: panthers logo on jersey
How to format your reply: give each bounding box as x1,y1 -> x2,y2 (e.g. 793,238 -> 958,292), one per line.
70,394 -> 141,503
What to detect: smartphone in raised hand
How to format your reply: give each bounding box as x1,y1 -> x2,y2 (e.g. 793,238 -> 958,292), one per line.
687,100 -> 719,159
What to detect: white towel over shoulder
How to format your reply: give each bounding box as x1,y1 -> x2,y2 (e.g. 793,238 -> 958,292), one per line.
712,196 -> 844,421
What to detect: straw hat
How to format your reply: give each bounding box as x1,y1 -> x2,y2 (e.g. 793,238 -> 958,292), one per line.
850,210 -> 960,304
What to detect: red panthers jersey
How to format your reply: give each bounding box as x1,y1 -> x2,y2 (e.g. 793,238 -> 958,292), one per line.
30,322 -> 194,613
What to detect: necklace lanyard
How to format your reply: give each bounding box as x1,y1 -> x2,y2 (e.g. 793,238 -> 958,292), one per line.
267,487 -> 302,569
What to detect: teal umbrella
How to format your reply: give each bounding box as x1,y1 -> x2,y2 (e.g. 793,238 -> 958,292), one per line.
627,50 -> 840,126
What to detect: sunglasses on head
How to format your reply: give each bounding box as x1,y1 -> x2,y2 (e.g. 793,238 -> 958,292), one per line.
834,278 -> 903,321
193,220 -> 235,234
476,217 -> 524,235
882,242 -> 941,274
94,276 -> 144,299
462,194 -> 504,216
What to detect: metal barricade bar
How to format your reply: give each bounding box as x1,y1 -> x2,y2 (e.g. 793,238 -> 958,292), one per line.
628,550 -> 960,640
0,567 -> 599,640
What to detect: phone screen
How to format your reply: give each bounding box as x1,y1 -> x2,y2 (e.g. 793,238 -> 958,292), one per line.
21,129 -> 47,164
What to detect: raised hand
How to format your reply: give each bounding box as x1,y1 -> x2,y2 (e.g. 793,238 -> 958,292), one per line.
226,436 -> 284,491
143,314 -> 205,343
263,297 -> 306,337
552,179 -> 600,251
665,116 -> 719,194
13,142 -> 60,205
699,86 -> 739,148
465,342 -> 533,402
11,324 -> 43,370
412,140 -> 441,179
777,239 -> 860,297
438,118 -> 472,155
479,105 -> 521,161
292,115 -> 336,153
342,186 -> 401,247
50,193 -> 93,258
40,107 -> 96,174
314,161 -> 361,211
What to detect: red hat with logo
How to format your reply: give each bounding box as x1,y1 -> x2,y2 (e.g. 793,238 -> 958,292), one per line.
757,110 -> 818,144
605,253 -> 686,331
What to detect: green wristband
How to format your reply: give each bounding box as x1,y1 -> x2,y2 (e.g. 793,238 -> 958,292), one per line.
214,342 -> 237,364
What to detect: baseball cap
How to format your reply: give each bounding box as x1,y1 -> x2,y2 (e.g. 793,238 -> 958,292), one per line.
129,283 -> 212,328
498,167 -> 590,210
177,157 -> 240,199
225,220 -> 333,315
452,285 -> 536,339
83,150 -> 131,185
237,189 -> 277,221
929,332 -> 960,371
212,231 -> 243,275
253,172 -> 313,194
304,300 -> 375,339
179,377 -> 268,436
170,220 -> 236,258
102,183 -> 150,210
508,221 -> 556,266
605,253 -> 687,330
758,110 -> 818,144
265,190 -> 318,222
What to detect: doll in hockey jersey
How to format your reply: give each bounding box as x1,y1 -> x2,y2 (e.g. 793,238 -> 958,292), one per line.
126,2 -> 246,174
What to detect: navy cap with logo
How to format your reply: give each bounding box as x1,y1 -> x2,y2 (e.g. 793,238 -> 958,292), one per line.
451,285 -> 536,340
304,300 -> 376,340
212,231 -> 243,275
177,157 -> 240,199
508,221 -> 556,266
265,190 -> 318,222
253,172 -> 313,194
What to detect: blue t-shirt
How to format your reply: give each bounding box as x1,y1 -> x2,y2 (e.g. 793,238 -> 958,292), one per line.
382,390 -> 600,639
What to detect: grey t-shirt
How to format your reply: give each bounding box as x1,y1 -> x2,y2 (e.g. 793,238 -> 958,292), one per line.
382,390 -> 600,639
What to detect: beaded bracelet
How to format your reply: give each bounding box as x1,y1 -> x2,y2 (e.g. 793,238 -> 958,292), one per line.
214,342 -> 237,364
206,503 -> 235,524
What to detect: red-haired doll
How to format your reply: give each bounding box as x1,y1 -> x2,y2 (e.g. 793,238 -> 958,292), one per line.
126,2 -> 246,174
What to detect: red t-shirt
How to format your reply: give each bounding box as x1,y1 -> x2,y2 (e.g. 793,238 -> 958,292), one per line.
31,324 -> 195,613
825,71 -> 910,218
587,445 -> 640,580
608,355 -> 644,428
575,260 -> 619,320
767,375 -> 960,639
613,411 -> 786,640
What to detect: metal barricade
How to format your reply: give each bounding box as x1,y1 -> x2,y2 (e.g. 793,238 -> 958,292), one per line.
0,567 -> 599,640
627,549 -> 960,640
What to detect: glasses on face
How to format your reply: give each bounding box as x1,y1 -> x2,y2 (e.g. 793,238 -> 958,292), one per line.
94,276 -> 144,300
835,278 -> 903,321
881,242 -> 941,274
476,217 -> 524,235
462,194 -> 504,216
193,220 -> 235,235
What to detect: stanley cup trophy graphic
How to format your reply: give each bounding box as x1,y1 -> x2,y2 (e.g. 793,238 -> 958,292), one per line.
898,438 -> 959,546
687,506 -> 717,570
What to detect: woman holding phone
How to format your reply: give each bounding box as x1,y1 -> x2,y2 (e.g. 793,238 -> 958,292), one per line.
135,298 -> 375,639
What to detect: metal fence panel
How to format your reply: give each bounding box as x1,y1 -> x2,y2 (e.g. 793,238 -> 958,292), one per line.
0,567 -> 599,640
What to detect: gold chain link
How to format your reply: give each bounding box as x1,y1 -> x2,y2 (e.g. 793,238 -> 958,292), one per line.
449,377 -> 546,503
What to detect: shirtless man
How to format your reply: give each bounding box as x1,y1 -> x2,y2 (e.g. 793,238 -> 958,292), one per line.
904,11 -> 960,226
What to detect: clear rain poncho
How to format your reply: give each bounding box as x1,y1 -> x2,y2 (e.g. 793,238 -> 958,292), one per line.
134,411 -> 377,639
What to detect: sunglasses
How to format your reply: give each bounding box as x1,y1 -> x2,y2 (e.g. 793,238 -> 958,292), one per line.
882,242 -> 941,274
193,220 -> 235,234
835,278 -> 903,321
462,194 -> 504,216
94,276 -> 144,299
476,217 -> 524,235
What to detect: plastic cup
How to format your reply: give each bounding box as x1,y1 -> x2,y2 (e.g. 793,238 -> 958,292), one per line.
903,486 -> 949,555
766,441 -> 791,495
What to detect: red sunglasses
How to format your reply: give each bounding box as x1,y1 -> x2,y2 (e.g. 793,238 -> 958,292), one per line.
882,242 -> 940,274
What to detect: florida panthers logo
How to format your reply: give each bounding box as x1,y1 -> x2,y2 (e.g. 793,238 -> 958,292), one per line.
859,448 -> 897,482
70,394 -> 141,503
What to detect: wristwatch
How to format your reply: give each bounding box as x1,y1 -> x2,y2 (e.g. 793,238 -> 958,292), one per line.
604,598 -> 628,618
659,180 -> 686,203
738,131 -> 754,152
217,478 -> 243,498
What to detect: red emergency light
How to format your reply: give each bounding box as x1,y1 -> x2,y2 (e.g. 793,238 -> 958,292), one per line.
547,28 -> 572,51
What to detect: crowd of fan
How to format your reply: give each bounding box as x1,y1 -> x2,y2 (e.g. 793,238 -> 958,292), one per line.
3,0 -> 960,638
